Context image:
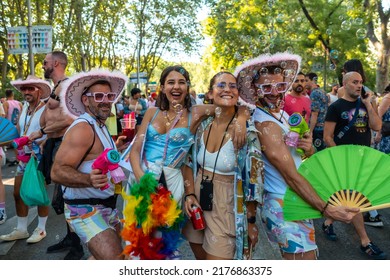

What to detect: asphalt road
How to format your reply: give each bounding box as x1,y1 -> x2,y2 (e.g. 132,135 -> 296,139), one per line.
1,147 -> 389,260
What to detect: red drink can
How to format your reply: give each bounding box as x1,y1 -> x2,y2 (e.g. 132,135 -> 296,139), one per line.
190,206 -> 206,230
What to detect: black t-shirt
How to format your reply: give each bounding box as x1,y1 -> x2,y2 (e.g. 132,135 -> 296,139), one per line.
325,98 -> 371,146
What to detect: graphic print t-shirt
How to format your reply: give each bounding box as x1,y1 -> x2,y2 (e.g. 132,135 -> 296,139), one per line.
325,98 -> 371,146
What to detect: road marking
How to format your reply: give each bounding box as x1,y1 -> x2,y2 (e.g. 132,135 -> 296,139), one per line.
0,207 -> 38,255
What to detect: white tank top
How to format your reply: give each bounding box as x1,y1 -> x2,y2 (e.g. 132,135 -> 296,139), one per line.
197,134 -> 236,175
62,113 -> 116,200
253,109 -> 302,194
18,103 -> 46,153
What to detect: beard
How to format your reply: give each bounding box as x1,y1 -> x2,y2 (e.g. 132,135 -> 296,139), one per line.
293,85 -> 304,93
88,103 -> 111,121
44,67 -> 54,79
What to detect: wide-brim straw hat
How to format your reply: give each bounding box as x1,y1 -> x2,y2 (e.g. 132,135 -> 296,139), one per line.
234,52 -> 301,107
11,75 -> 52,100
60,68 -> 128,118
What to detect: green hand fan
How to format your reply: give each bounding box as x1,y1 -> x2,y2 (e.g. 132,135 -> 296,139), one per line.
283,145 -> 390,221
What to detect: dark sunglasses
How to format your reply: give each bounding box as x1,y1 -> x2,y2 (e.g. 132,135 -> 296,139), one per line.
20,86 -> 38,92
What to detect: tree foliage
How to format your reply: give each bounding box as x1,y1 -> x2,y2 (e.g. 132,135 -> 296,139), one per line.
0,0 -> 203,95
205,0 -> 389,92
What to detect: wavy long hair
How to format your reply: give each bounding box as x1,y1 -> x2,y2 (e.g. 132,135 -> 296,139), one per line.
156,65 -> 192,111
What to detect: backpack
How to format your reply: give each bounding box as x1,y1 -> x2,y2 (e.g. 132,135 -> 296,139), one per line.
11,107 -> 20,125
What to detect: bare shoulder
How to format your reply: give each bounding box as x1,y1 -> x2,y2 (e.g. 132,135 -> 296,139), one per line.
382,95 -> 390,104
63,121 -> 94,147
56,121 -> 95,165
144,106 -> 158,118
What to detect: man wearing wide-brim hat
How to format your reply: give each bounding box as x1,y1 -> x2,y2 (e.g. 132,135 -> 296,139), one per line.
0,75 -> 52,244
234,53 -> 360,260
51,68 -> 128,260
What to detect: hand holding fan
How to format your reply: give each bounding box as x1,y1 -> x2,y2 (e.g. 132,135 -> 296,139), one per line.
283,145 -> 390,221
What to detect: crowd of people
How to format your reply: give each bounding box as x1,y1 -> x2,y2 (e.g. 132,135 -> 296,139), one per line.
0,51 -> 389,260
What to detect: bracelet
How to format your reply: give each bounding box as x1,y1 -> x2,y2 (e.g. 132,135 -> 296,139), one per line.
40,128 -> 46,135
247,216 -> 256,224
321,202 -> 330,216
184,193 -> 197,201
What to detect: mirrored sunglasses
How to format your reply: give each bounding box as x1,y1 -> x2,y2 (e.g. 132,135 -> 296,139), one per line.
84,92 -> 117,102
255,82 -> 288,94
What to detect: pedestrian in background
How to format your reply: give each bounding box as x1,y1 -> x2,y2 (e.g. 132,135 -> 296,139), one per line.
0,76 -> 51,244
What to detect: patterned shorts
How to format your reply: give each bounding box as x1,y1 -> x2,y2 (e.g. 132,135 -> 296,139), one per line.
64,204 -> 121,244
261,192 -> 317,254
15,160 -> 29,176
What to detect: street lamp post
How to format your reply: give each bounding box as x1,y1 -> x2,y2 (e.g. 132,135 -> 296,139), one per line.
27,0 -> 34,75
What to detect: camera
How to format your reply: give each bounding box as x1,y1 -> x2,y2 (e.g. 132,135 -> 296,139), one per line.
199,179 -> 213,211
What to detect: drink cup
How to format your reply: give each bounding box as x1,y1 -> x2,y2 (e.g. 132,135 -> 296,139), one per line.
120,119 -> 136,142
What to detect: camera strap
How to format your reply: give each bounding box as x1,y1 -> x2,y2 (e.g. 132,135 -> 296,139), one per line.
336,98 -> 361,139
201,113 -> 235,182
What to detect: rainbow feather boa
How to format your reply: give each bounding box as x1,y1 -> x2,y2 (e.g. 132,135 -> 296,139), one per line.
121,172 -> 184,259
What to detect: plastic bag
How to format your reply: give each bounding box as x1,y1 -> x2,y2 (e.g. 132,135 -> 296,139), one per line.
20,156 -> 50,206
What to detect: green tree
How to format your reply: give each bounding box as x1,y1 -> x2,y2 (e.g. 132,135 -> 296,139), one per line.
0,0 -> 204,93
122,0 -> 203,83
205,0 -> 388,91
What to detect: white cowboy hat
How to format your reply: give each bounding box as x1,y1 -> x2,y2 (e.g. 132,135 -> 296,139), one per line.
60,68 -> 128,118
234,52 -> 301,108
11,75 -> 52,100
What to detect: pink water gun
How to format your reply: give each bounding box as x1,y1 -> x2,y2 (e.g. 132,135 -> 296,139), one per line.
12,136 -> 31,163
92,148 -> 126,190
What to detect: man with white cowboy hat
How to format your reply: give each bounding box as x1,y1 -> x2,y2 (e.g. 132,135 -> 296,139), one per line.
0,75 -> 52,243
51,68 -> 127,259
235,53 -> 360,260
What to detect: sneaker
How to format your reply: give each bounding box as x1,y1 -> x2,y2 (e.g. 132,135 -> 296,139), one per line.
322,222 -> 337,241
47,235 -> 73,253
0,211 -> 6,225
361,242 -> 387,260
26,228 -> 46,243
0,229 -> 29,241
364,213 -> 384,227
64,246 -> 84,260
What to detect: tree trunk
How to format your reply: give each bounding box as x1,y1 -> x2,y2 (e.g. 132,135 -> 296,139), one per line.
376,44 -> 390,94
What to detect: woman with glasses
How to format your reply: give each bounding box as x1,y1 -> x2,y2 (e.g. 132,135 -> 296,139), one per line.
182,71 -> 263,260
235,53 -> 359,260
123,66 -> 248,259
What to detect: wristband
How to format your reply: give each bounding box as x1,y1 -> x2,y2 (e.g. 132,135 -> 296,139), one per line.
247,216 -> 256,224
321,202 -> 330,216
40,128 -> 46,135
184,193 -> 197,201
